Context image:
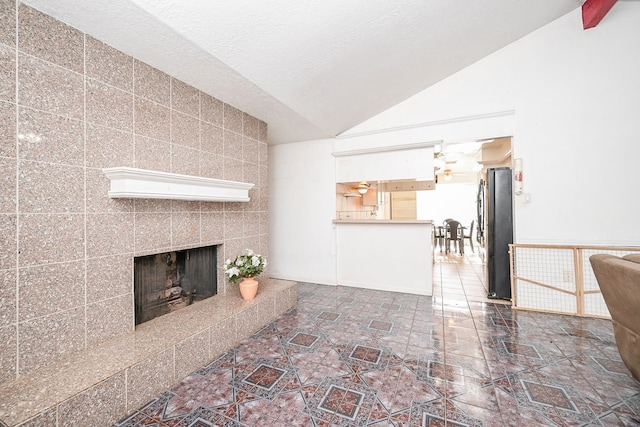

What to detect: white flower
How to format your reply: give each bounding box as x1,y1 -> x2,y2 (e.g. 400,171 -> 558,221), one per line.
225,249 -> 266,284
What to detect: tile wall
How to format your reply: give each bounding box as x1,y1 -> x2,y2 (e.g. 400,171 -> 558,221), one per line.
0,1 -> 268,382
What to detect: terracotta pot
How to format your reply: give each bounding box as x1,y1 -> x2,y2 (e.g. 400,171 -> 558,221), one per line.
239,277 -> 259,300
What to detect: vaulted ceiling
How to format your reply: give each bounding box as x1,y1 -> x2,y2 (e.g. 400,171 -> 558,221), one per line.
23,0 -> 586,144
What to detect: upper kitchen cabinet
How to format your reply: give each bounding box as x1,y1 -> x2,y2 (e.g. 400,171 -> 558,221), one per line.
362,187 -> 378,206
377,180 -> 435,192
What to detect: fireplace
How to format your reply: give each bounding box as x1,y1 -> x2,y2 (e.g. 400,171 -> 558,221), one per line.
134,245 -> 218,325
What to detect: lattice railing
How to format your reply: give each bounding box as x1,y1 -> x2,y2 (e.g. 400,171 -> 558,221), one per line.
509,244 -> 640,318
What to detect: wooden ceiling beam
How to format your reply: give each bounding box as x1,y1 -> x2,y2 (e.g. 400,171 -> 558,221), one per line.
582,0 -> 618,29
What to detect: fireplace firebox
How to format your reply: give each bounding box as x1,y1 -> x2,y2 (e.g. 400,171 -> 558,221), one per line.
134,245 -> 217,325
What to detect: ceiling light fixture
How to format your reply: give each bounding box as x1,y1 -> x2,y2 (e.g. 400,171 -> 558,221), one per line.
357,182 -> 370,194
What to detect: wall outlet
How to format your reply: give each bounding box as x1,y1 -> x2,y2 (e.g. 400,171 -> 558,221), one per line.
563,270 -> 574,282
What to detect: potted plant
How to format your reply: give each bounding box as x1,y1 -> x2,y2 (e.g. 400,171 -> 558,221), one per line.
224,249 -> 267,300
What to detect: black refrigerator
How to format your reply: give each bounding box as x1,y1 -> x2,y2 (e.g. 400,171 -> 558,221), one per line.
485,167 -> 514,300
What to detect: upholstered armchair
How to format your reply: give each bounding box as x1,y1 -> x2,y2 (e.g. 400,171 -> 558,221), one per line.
590,253 -> 640,381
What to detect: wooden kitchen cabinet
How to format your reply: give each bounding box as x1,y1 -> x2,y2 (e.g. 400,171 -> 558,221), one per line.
362,188 -> 378,205
378,180 -> 435,192
416,180 -> 435,190
390,191 -> 417,220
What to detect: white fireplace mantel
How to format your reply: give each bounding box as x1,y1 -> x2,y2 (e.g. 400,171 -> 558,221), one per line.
102,167 -> 255,202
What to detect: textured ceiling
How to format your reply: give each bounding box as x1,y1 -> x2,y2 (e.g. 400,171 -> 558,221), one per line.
23,0 -> 584,144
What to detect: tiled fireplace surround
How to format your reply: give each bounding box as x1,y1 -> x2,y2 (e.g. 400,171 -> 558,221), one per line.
0,3 -> 297,426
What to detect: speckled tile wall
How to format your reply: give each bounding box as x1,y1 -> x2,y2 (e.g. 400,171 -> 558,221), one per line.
0,1 -> 268,382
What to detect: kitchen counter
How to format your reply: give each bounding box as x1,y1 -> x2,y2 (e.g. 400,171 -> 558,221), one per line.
333,219 -> 433,224
334,220 -> 433,295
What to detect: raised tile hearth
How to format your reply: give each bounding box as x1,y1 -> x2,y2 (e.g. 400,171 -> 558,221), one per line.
0,279 -> 296,427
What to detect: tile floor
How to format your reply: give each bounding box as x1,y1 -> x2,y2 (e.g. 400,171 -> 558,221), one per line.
114,253 -> 640,426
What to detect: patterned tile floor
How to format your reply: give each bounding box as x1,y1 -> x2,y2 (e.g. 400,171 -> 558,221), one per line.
115,254 -> 640,426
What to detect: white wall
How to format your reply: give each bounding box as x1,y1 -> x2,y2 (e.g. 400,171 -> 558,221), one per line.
346,4 -> 640,246
417,183 -> 477,227
269,4 -> 640,284
335,145 -> 434,182
268,139 -> 337,285
336,222 -> 433,295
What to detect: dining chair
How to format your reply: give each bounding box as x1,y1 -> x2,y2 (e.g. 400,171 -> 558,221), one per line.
437,219 -> 454,252
462,220 -> 475,253
445,220 -> 464,255
433,226 -> 444,252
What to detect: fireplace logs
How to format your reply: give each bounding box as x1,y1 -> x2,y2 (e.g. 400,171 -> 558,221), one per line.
134,246 -> 217,325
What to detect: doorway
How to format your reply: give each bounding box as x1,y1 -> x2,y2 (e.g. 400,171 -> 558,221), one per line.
424,137 -> 513,302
